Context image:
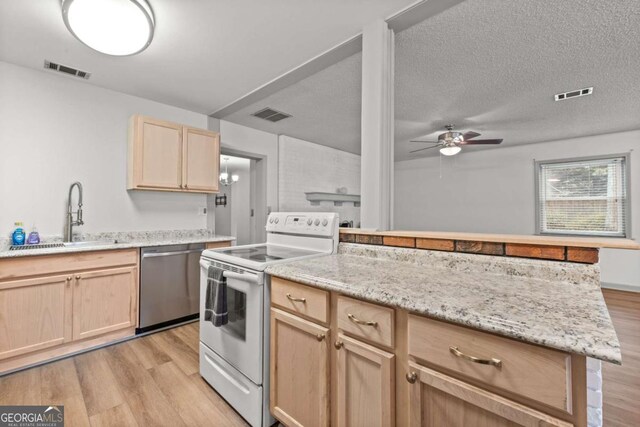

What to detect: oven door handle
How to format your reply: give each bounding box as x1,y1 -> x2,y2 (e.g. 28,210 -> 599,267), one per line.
223,270 -> 262,284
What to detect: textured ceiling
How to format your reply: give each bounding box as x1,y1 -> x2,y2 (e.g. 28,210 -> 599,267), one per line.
223,52 -> 363,154
222,0 -> 640,159
0,0 -> 415,113
395,0 -> 640,160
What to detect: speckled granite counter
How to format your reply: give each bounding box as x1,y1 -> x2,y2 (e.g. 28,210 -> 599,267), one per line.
0,229 -> 235,259
266,243 -> 621,364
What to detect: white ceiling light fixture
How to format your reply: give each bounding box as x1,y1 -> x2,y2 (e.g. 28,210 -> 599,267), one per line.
439,142 -> 462,156
410,125 -> 503,157
219,158 -> 239,186
61,0 -> 155,56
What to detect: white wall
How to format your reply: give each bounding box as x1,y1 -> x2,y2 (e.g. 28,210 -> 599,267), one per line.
227,157 -> 252,245
0,61 -> 209,237
394,130 -> 640,289
214,155 -> 251,242
279,135 -> 361,225
214,190 -> 232,237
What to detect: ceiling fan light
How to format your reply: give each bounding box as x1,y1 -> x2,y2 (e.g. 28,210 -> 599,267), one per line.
62,0 -> 155,56
231,174 -> 239,182
440,145 -> 461,156
219,172 -> 229,181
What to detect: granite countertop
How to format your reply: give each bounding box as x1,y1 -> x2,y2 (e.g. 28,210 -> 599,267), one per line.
265,243 -> 621,364
0,229 -> 235,259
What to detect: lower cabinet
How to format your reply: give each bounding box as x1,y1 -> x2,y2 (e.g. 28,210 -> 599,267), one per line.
269,279 -> 586,427
0,274 -> 73,360
407,362 -> 572,427
72,266 -> 138,340
0,249 -> 139,373
335,333 -> 395,427
270,307 -> 330,427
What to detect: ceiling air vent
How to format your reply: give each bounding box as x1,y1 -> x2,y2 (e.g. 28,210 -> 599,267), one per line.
44,60 -> 91,80
554,87 -> 593,101
251,107 -> 291,122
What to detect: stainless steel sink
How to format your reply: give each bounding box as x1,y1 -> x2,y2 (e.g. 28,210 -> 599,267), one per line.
63,240 -> 128,248
9,240 -> 128,251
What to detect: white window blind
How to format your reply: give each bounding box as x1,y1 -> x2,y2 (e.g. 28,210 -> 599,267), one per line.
537,156 -> 628,237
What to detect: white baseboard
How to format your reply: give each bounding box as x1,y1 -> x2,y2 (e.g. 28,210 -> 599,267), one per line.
601,282 -> 640,292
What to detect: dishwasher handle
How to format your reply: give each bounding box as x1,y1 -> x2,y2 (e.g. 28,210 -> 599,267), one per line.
142,248 -> 203,258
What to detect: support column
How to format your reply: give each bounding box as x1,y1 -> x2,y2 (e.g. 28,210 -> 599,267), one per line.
360,20 -> 394,230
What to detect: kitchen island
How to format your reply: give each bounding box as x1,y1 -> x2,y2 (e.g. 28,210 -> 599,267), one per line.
266,240 -> 625,427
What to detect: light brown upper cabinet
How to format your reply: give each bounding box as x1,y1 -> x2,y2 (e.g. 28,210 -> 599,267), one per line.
128,115 -> 220,193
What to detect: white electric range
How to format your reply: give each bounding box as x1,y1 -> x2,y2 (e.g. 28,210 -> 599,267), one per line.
199,212 -> 339,427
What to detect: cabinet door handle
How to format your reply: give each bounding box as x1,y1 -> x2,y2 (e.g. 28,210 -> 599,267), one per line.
449,346 -> 502,368
406,372 -> 418,384
286,293 -> 306,303
347,313 -> 378,327
334,341 -> 343,349
66,276 -> 72,281
315,333 -> 325,342
75,275 -> 81,280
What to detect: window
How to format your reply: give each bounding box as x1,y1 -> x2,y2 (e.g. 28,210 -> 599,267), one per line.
536,155 -> 629,237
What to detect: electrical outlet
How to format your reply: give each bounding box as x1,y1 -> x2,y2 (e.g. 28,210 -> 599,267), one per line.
198,207 -> 207,216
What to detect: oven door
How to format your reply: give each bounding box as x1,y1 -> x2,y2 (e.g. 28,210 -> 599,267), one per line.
199,259 -> 264,385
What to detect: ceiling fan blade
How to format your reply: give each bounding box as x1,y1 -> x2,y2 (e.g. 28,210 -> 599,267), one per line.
409,140 -> 438,144
410,145 -> 441,153
462,131 -> 481,140
462,139 -> 503,145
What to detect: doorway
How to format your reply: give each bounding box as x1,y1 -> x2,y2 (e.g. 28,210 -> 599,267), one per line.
210,154 -> 267,245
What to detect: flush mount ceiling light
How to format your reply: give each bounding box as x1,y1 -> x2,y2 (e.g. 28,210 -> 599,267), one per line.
61,0 -> 155,56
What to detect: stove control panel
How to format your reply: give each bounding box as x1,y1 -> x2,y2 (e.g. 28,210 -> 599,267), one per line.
266,212 -> 339,237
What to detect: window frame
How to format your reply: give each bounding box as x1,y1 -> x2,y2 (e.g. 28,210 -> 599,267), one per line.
534,153 -> 631,238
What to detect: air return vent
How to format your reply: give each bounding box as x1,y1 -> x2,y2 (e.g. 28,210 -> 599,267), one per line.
44,60 -> 91,80
251,107 -> 291,122
554,87 -> 593,101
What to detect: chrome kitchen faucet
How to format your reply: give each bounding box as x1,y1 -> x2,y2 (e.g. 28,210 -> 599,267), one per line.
65,181 -> 84,242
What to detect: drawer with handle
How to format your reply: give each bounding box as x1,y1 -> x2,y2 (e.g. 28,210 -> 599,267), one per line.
271,277 -> 329,324
337,296 -> 394,348
407,315 -> 573,413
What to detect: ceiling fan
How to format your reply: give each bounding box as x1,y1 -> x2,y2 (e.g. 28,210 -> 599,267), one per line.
410,124 -> 503,156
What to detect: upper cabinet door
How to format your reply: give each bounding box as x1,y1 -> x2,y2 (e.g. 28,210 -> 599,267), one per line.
183,126 -> 220,192
129,115 -> 183,190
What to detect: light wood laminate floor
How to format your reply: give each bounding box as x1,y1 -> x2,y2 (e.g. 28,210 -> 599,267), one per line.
0,293 -> 638,426
0,322 -> 248,426
602,289 -> 640,427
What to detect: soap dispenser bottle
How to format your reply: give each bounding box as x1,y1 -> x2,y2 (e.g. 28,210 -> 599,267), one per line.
12,222 -> 26,246
27,225 -> 40,245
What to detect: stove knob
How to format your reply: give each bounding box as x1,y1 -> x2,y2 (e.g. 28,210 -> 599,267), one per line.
275,218 -> 279,224
269,218 -> 274,224
307,218 -> 313,225
314,219 -> 320,226
322,219 -> 328,226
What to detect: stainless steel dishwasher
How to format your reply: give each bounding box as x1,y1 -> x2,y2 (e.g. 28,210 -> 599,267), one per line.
138,243 -> 205,333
